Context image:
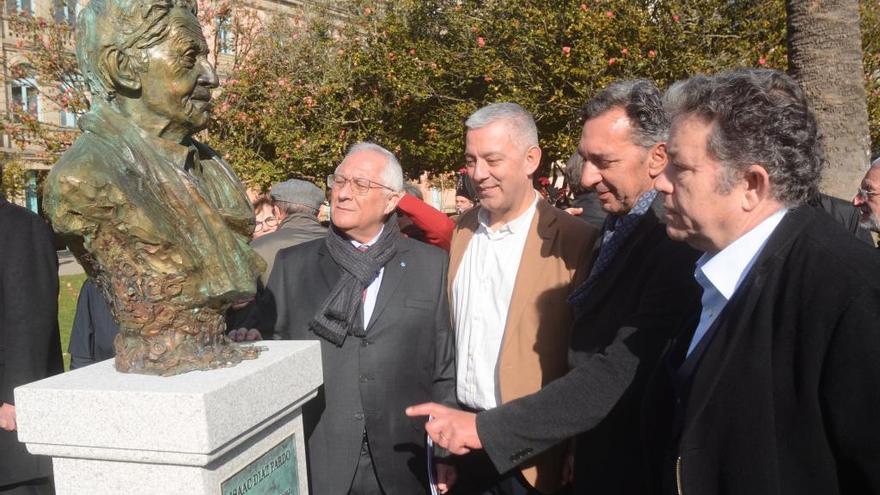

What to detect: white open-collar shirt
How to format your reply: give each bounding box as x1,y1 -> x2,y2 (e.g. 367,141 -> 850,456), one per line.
453,193 -> 539,410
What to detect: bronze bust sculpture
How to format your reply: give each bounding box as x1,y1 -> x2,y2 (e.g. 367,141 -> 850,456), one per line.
44,0 -> 264,375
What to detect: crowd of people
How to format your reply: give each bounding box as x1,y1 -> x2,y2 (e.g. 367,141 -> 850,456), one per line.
2,66 -> 880,495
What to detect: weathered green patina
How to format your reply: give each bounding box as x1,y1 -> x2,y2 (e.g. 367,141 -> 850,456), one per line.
43,0 -> 265,375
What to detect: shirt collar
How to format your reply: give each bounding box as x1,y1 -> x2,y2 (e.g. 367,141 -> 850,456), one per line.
350,225 -> 385,249
696,208 -> 788,299
476,191 -> 539,237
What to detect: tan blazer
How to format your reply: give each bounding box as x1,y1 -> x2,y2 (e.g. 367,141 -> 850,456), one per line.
449,198 -> 599,493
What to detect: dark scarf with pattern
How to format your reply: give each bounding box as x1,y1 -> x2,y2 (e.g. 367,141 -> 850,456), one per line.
309,214 -> 400,345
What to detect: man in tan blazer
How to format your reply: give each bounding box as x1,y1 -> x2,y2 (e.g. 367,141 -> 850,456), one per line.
415,103 -> 598,494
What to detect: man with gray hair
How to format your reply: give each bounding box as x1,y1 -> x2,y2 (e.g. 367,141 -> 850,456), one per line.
410,83 -> 701,494
647,68 -> 880,494
264,142 -> 455,494
409,103 -> 598,494
853,157 -> 880,246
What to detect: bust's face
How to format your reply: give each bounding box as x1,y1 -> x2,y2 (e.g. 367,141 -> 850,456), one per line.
138,8 -> 218,135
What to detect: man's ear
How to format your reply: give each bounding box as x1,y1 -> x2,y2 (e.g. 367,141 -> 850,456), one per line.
646,142 -> 667,179
524,145 -> 542,176
383,191 -> 403,215
741,164 -> 772,211
99,47 -> 141,94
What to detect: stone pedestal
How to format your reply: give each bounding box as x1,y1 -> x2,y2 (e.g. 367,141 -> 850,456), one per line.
14,341 -> 322,495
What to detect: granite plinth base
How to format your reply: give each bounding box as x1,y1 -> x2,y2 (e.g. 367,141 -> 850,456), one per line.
14,340 -> 322,495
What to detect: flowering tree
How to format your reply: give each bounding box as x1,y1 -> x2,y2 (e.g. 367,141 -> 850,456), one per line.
207,0 -> 846,187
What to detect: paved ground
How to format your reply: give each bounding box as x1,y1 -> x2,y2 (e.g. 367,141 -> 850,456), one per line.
58,250 -> 84,276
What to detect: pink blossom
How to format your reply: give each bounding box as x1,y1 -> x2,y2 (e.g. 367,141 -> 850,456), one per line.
562,46 -> 571,56
608,57 -> 616,65
758,57 -> 766,65
606,11 -> 614,18
648,50 -> 656,58
672,14 -> 680,23
477,36 -> 485,47
621,48 -> 628,55
580,3 -> 588,11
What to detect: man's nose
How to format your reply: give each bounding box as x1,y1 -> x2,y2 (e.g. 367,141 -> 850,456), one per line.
853,191 -> 865,207
580,161 -> 601,190
470,161 -> 489,182
655,168 -> 673,194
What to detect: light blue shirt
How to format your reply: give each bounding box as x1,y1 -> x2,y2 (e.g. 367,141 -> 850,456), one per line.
686,208 -> 788,357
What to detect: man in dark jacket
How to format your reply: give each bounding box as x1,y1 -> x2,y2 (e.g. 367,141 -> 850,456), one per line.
0,197 -> 64,494
69,278 -> 118,369
251,178 -> 327,285
649,68 -> 880,494
408,80 -> 700,494
265,143 -> 455,494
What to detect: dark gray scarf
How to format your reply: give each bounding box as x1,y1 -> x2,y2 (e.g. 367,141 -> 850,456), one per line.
309,214 -> 400,345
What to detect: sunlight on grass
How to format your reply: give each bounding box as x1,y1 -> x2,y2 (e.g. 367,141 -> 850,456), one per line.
59,273 -> 86,371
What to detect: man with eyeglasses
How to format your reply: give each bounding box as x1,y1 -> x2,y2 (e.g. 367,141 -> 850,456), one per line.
262,142 -> 455,495
853,157 -> 880,247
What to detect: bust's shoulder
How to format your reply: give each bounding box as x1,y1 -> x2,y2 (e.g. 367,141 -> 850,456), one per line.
48,133 -> 120,183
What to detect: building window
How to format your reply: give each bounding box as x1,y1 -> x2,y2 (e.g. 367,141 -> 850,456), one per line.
60,107 -> 77,127
216,15 -> 234,55
58,79 -> 80,127
10,77 -> 40,121
6,0 -> 33,14
53,0 -> 75,24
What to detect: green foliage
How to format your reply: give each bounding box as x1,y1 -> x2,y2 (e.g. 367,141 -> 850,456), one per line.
1,0 -> 877,184
0,158 -> 27,199
208,0 -> 792,185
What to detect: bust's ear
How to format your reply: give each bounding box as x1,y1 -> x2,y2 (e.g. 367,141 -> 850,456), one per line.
99,47 -> 141,93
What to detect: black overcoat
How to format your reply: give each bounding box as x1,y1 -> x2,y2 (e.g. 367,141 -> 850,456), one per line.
644,206 -> 880,495
0,198 -> 63,486
477,208 -> 701,494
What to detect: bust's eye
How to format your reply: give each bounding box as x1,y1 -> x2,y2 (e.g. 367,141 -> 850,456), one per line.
182,49 -> 197,67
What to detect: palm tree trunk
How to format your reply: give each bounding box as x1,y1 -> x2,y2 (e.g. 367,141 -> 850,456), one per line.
787,0 -> 870,199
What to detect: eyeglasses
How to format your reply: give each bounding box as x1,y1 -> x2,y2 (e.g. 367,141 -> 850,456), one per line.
327,174 -> 394,196
856,187 -> 880,200
254,216 -> 278,231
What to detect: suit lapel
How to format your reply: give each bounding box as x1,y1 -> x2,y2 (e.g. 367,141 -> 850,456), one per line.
447,208 -> 479,301
679,206 -> 813,438
366,241 -> 410,331
316,242 -> 342,292
503,201 -> 558,336
579,210 -> 660,316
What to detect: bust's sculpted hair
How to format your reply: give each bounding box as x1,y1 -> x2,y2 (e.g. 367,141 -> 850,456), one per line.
76,0 -> 198,102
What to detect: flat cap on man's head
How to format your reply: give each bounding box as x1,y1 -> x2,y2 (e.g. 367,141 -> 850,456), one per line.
270,179 -> 325,211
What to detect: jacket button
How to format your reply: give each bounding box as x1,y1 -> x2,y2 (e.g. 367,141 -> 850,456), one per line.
354,412 -> 364,420
361,339 -> 370,347
359,374 -> 371,383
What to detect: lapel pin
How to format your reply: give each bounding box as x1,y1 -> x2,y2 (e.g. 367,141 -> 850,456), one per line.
400,261 -> 406,268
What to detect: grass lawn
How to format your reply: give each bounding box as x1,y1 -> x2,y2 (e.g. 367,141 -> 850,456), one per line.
58,273 -> 87,371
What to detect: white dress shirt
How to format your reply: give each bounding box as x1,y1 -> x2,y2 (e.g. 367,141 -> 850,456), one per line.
687,208 -> 788,357
351,227 -> 385,327
453,194 -> 538,410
